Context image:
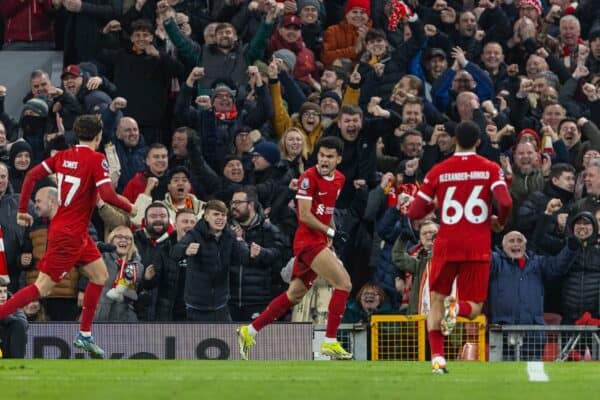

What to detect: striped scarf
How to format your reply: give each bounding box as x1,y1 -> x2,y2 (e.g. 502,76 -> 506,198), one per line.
0,225 -> 9,283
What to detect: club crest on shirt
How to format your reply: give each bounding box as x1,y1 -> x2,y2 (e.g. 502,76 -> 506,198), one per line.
300,178 -> 309,190
101,159 -> 110,171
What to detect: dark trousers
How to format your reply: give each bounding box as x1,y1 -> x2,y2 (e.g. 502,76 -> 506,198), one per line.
186,306 -> 232,322
0,318 -> 28,358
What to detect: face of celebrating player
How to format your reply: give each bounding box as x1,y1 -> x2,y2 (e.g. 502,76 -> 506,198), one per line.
204,209 -> 227,233
316,146 -> 342,177
502,231 -> 527,259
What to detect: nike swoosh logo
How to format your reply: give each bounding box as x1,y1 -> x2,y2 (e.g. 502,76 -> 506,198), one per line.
318,192 -> 327,196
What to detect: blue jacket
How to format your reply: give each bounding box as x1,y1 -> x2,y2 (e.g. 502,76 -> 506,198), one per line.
431,62 -> 494,113
488,244 -> 576,325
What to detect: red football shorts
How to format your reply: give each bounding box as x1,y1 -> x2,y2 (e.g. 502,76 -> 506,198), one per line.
37,232 -> 102,283
291,241 -> 329,289
429,257 -> 490,303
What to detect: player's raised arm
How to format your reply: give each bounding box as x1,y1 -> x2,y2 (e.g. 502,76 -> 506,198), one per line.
407,173 -> 437,221
97,181 -> 136,216
491,173 -> 512,230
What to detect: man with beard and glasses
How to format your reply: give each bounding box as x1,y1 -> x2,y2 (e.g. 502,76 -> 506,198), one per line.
133,202 -> 171,321
159,0 -> 282,94
228,187 -> 286,321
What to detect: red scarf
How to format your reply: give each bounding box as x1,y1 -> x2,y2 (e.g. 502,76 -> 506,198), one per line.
112,258 -> 137,289
562,37 -> 584,57
214,104 -> 238,121
0,226 -> 9,283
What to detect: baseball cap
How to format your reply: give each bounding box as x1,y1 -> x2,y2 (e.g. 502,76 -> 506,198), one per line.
281,14 -> 302,28
61,65 -> 82,79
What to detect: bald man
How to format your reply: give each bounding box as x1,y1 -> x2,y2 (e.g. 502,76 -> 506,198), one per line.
487,227 -> 578,360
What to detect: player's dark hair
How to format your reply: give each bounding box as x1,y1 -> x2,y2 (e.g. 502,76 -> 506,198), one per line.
315,136 -> 344,156
205,199 -> 228,214
73,114 -> 103,141
455,121 -> 480,149
0,277 -> 7,287
550,163 -> 576,180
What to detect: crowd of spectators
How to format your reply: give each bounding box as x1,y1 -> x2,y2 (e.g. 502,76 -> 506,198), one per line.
1,0 -> 600,348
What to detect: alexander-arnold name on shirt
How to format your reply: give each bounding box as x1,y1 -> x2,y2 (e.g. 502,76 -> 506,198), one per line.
439,171 -> 490,182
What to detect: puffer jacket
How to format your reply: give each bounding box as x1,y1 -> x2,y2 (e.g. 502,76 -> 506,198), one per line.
172,220 -> 249,311
230,211 -> 286,307
561,211 -> 600,323
321,19 -> 371,66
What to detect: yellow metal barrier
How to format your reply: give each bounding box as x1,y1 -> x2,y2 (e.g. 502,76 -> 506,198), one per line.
370,315 -> 487,361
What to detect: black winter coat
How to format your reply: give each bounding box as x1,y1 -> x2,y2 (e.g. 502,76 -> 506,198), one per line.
230,213 -> 286,307
172,220 -> 249,311
561,212 -> 600,323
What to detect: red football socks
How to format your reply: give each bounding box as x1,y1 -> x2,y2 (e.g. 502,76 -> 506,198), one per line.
80,282 -> 103,332
251,292 -> 293,331
458,301 -> 473,318
0,284 -> 40,320
325,289 -> 349,338
429,329 -> 445,358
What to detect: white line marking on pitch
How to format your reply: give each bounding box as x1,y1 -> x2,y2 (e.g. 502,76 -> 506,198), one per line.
527,362 -> 549,382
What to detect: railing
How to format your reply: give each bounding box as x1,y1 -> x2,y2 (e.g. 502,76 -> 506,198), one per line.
488,324 -> 600,361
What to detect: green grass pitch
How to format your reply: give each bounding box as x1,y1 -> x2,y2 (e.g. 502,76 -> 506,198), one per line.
1,360 -> 599,400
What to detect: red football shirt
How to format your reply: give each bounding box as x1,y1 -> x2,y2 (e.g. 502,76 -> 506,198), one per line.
408,152 -> 510,262
41,145 -> 113,236
294,166 -> 345,247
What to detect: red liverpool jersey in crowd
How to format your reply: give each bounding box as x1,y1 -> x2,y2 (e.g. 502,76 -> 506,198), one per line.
294,166 -> 345,247
408,152 -> 512,262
